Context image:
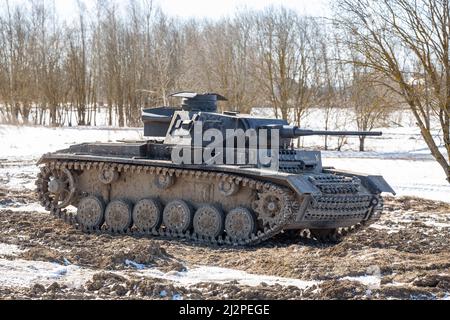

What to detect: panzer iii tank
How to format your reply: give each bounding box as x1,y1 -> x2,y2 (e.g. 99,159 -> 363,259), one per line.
36,92 -> 395,246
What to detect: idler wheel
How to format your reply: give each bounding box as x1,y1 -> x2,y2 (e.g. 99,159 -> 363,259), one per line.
225,208 -> 256,241
132,199 -> 162,230
193,205 -> 224,238
77,196 -> 105,229
105,200 -> 133,232
163,200 -> 193,233
42,167 -> 76,209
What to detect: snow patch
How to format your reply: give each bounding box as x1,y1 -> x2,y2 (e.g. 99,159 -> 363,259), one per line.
0,258 -> 95,288
125,260 -> 146,270
369,224 -> 403,234
172,293 -> 183,300
341,275 -> 381,288
422,221 -> 450,229
132,266 -> 320,289
0,125 -> 143,161
0,243 -> 24,256
0,252 -> 321,291
0,163 -> 39,191
0,203 -> 49,214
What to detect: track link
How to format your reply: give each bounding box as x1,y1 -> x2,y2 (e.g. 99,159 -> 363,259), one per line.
301,196 -> 384,243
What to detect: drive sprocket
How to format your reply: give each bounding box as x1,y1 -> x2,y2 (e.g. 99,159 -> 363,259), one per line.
252,189 -> 287,228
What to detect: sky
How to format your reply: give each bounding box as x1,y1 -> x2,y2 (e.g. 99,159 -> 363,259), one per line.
153,0 -> 329,18
47,0 -> 331,20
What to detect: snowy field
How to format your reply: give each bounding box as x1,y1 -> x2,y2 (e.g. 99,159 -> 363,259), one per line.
0,108 -> 449,300
1,108 -> 448,202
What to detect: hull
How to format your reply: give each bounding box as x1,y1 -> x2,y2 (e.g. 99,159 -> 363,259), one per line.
35,143 -> 390,245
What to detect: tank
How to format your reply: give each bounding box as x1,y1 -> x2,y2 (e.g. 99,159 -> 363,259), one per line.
35,92 -> 395,246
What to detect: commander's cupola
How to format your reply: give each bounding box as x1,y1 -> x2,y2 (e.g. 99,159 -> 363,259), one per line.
170,92 -> 227,113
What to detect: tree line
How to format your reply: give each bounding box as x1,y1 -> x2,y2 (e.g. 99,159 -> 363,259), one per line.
0,0 -> 448,181
0,1 -> 394,127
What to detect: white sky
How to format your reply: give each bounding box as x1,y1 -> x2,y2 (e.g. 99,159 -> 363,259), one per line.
47,0 -> 330,20
156,0 -> 329,18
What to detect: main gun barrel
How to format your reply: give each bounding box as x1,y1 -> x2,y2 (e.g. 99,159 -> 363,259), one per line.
293,128 -> 383,137
262,125 -> 383,138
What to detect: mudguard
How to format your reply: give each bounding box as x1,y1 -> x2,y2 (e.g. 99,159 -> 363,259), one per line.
363,175 -> 396,195
286,175 -> 321,196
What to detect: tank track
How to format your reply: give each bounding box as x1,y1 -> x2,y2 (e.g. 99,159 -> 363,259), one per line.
302,196 -> 384,243
35,160 -> 383,246
36,160 -> 299,246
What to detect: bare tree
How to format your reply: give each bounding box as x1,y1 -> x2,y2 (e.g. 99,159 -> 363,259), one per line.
254,7 -> 303,120
336,0 -> 450,182
350,70 -> 395,151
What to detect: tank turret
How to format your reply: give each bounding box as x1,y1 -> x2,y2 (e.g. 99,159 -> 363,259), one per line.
150,93 -> 382,151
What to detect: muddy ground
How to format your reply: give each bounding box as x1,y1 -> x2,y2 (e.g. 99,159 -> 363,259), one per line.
0,167 -> 449,300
